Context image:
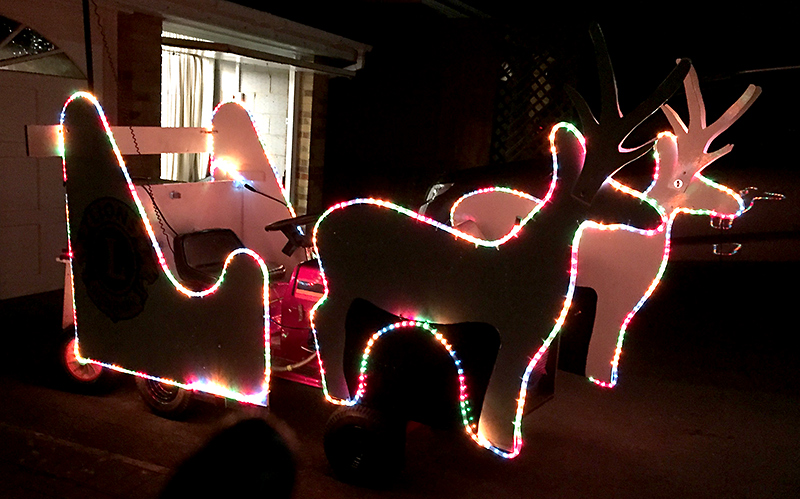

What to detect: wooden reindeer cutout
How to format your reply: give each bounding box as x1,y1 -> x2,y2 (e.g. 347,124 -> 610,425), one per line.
311,38 -> 690,455
312,124 -> 588,457
447,66 -> 763,387
580,66 -> 761,385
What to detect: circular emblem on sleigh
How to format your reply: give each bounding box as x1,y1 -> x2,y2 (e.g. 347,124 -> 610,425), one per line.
75,197 -> 159,322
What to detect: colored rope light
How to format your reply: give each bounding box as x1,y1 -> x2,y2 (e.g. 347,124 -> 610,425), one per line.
57,125 -> 67,182
60,92 -> 272,405
586,217 -> 674,389
310,123 -> 740,457
449,187 -> 543,231
209,100 -> 297,218
692,173 -> 745,219
591,68 -> 758,387
511,216 -> 668,446
308,123 -> 583,413
352,321 -> 478,433
310,122 -> 582,256
452,178 -> 666,243
439,155 -> 669,397
308,123 -> 609,458
589,132 -> 747,388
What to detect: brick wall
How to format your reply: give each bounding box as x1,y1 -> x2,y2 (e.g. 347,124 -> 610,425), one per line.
305,73 -> 328,215
116,12 -> 161,180
291,71 -> 328,216
293,72 -> 312,214
239,63 -> 291,183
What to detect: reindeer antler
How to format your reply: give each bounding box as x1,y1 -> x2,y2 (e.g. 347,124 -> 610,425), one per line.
566,23 -> 691,204
661,65 -> 761,189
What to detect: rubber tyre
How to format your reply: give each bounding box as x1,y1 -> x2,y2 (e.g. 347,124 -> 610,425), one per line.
135,376 -> 193,419
58,326 -> 112,393
323,405 -> 405,487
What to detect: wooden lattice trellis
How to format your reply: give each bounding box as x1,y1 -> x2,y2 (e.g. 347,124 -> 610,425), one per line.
490,30 -> 581,165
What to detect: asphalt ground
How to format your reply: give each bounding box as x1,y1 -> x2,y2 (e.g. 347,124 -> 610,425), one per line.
1,260 -> 798,498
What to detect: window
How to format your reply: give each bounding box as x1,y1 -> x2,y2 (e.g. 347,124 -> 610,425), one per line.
0,15 -> 83,79
161,32 -> 297,192
160,37 -> 214,182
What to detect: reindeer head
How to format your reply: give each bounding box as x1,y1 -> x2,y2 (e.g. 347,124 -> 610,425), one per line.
647,65 -> 761,217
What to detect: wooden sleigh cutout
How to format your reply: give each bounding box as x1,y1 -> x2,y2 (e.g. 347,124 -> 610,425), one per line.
61,92 -> 304,406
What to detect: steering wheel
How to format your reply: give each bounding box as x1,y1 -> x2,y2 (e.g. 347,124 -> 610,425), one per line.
265,214 -> 320,256
264,213 -> 320,232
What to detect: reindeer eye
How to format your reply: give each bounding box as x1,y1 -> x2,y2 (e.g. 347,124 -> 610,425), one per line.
673,179 -> 684,189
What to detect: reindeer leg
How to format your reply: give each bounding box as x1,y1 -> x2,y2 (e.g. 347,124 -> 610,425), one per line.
312,288 -> 353,401
580,229 -> 667,385
476,338 -> 554,455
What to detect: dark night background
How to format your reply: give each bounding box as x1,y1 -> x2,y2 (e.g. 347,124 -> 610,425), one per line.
1,2 -> 798,497
217,0 -> 800,393
227,2 -> 800,209
4,0 -> 797,407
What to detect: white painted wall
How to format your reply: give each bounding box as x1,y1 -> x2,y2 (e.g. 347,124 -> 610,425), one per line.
0,71 -> 83,299
0,0 -> 114,299
1,0 -> 343,299
216,58 -> 292,185
240,63 -> 291,184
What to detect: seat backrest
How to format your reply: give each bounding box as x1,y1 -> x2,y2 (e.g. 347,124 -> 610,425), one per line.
174,228 -> 245,290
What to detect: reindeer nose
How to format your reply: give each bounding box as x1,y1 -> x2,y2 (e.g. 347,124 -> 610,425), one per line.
710,216 -> 733,230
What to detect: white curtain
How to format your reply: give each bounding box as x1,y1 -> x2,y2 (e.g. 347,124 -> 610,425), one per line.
161,49 -> 213,181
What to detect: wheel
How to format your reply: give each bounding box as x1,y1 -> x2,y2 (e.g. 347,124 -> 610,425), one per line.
58,326 -> 112,393
323,405 -> 405,487
135,376 -> 193,419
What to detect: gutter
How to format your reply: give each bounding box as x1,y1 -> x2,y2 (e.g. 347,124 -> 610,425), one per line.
162,36 -> 360,77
